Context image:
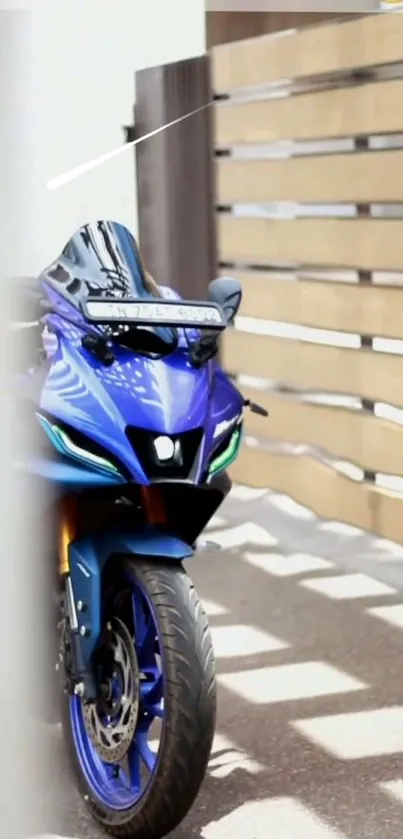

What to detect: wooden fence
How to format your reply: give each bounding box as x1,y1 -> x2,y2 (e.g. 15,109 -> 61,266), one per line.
211,13 -> 403,542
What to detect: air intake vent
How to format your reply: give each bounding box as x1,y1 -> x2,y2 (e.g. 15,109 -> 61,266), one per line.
126,426 -> 204,481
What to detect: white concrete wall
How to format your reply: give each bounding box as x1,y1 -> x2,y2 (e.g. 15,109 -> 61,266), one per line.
27,0 -> 206,276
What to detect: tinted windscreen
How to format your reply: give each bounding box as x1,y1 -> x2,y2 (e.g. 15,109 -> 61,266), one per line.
41,219 -> 177,350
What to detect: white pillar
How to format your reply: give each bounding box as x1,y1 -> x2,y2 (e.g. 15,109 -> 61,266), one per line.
0,5 -> 205,836
0,7 -> 55,838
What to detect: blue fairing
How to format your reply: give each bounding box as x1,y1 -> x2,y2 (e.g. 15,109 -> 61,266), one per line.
29,317 -> 243,488
15,456 -> 126,487
38,324 -> 211,483
33,325 -> 243,486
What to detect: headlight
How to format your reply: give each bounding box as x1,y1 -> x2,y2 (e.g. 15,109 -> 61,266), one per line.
153,435 -> 176,462
36,413 -> 122,479
208,425 -> 242,477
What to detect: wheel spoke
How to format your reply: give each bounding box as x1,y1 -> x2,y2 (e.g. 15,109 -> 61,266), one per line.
140,673 -> 163,707
132,590 -> 148,647
149,703 -> 164,719
116,753 -> 132,791
135,731 -> 157,773
104,762 -> 118,782
116,745 -> 142,792
137,617 -> 157,661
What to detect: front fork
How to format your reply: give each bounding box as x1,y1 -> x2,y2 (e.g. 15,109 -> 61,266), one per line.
58,487 -> 171,703
58,496 -> 98,701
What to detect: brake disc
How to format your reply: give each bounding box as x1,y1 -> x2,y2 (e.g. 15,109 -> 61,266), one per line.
82,617 -> 140,763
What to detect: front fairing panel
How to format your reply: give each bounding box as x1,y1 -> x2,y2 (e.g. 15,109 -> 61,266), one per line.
25,219 -> 245,486
39,325 -> 215,481
203,368 -> 244,459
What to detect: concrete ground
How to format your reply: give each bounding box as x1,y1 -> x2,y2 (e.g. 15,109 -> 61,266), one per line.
38,484 -> 403,839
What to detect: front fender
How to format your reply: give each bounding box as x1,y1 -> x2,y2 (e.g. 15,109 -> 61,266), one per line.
68,526 -> 194,666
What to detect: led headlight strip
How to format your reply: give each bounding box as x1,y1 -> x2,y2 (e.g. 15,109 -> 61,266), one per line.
208,425 -> 242,476
36,413 -> 121,478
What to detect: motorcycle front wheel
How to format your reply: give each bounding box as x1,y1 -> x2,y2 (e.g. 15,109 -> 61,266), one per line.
61,558 -> 216,839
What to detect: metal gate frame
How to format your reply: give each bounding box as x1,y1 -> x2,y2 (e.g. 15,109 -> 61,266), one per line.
132,54 -> 216,303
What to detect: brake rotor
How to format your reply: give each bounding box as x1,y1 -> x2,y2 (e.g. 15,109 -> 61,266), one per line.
82,617 -> 140,763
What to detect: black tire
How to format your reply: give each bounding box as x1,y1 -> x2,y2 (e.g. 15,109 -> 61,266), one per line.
61,559 -> 217,839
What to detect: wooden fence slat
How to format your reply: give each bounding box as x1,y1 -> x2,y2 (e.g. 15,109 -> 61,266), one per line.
223,328 -> 403,408
229,446 -> 403,543
217,216 -> 403,271
211,13 -> 403,92
215,80 -> 403,146
216,150 -> 403,204
241,386 -> 403,477
233,272 -> 403,340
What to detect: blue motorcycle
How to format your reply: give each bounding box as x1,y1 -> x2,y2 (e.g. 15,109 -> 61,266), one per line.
15,219 -> 266,838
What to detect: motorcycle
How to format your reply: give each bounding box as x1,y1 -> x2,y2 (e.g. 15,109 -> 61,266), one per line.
13,219 -> 267,839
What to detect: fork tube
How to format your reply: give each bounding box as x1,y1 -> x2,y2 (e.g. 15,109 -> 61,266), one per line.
59,495 -> 78,576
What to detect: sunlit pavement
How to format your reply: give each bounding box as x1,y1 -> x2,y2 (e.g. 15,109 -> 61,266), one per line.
41,485 -> 403,839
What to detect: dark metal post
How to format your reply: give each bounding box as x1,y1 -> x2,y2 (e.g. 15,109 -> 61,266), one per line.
134,54 -> 217,302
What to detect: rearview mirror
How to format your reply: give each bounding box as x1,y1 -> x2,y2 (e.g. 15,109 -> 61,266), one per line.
208,276 -> 242,325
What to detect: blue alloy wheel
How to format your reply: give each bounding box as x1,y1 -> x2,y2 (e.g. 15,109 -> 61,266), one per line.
62,559 -> 216,839
70,575 -> 163,810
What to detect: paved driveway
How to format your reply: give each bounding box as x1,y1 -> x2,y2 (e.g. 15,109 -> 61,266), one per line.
40,484 -> 403,839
